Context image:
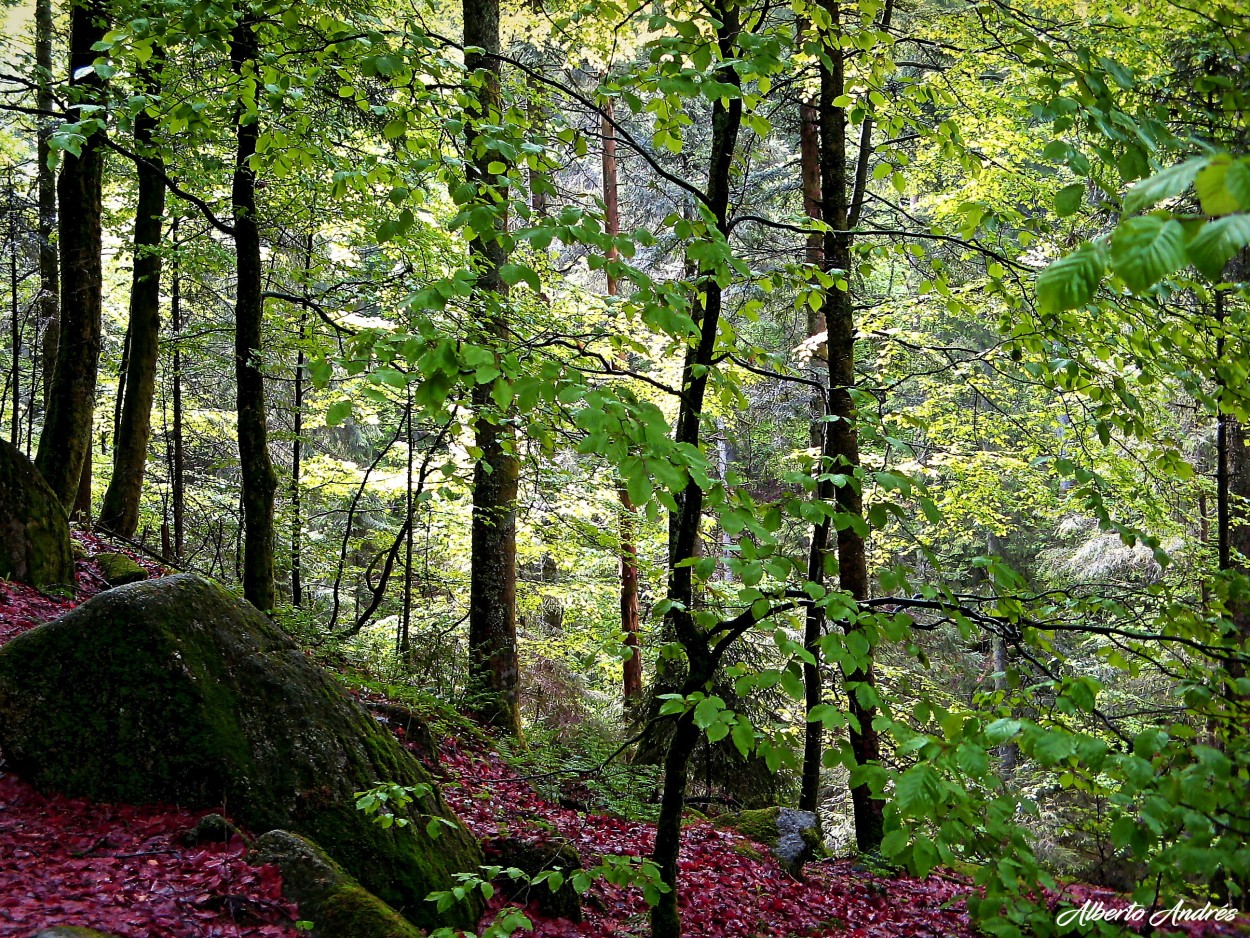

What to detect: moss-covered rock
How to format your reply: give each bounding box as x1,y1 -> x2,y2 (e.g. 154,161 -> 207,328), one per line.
714,807 -> 823,877
481,833 -> 583,921
252,830 -> 424,938
95,551 -> 147,587
0,439 -> 73,591
0,574 -> 482,930
179,812 -> 245,847
34,929 -> 121,938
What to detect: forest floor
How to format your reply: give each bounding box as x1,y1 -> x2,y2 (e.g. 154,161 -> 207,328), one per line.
0,534 -> 1244,938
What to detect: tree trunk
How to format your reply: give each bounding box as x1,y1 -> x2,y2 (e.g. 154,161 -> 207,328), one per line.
231,16 -> 277,611
34,0 -> 107,510
650,4 -> 742,935
35,0 -> 58,409
818,0 -> 884,853
169,217 -> 184,560
100,87 -> 166,537
464,0 -> 521,735
8,182 -> 19,447
602,94 -> 644,701
291,308 -> 306,607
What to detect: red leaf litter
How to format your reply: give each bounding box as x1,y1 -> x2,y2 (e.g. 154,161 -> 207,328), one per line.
2,536 -> 1246,937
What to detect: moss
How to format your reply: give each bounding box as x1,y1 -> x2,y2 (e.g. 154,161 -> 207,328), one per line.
0,439 -> 73,590
318,883 -> 425,938
95,552 -> 147,587
33,929 -> 121,938
714,806 -> 783,845
253,830 -> 425,938
0,575 -> 482,931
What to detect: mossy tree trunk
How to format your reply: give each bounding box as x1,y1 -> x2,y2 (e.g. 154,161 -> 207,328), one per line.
35,0 -> 57,410
464,0 -> 520,735
35,0 -> 107,510
100,67 -> 166,538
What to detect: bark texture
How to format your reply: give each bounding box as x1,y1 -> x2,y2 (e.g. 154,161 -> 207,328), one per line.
35,0 -> 107,510
100,85 -> 166,538
464,0 -> 521,735
231,17 -> 277,611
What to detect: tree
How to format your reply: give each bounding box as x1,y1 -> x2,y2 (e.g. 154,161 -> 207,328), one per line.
99,64 -> 167,538
464,0 -> 522,735
35,0 -> 108,511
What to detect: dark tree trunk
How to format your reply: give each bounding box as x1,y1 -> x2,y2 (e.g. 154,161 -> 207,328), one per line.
100,85 -> 166,538
35,0 -> 58,409
8,183 -> 19,447
464,0 -> 521,735
231,16 -> 277,611
291,308 -> 306,608
34,0 -> 107,510
650,4 -> 742,936
602,94 -> 644,701
798,29 -> 827,813
818,0 -> 884,853
169,217 -> 184,560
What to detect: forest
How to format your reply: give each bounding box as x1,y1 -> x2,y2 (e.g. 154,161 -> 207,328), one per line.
0,0 -> 1248,934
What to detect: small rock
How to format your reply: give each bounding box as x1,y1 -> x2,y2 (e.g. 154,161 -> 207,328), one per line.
94,552 -> 147,587
179,813 -> 244,846
34,928 -> 123,938
251,830 -> 423,938
481,833 -> 584,921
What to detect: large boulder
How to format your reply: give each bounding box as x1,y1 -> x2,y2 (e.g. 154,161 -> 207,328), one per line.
0,574 -> 482,930
0,439 -> 73,591
251,830 -> 423,938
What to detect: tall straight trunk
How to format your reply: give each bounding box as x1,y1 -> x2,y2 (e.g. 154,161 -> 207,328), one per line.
650,5 -> 742,936
602,94 -> 644,701
465,0 -> 521,735
1218,255 -> 1250,683
169,217 -> 184,560
100,89 -> 167,537
231,16 -> 277,610
35,0 -> 58,408
818,0 -> 884,853
798,33 -> 828,813
290,227 -> 313,607
35,0 -> 107,510
8,182 -> 18,446
291,308 -> 306,607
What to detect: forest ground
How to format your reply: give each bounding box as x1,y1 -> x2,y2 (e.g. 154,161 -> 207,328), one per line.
0,533 -> 1242,938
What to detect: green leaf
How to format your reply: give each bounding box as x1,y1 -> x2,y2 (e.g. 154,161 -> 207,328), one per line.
894,764 -> 941,815
326,400 -> 352,427
1054,183 -> 1084,217
1196,156 -> 1250,216
1122,157 -> 1204,214
1037,242 -> 1106,313
1110,215 -> 1186,293
499,263 -> 540,291
880,829 -> 909,857
1187,215 -> 1250,280
731,716 -> 755,757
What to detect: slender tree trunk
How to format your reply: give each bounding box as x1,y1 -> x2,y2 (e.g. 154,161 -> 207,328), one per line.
602,94 -> 644,701
798,52 -> 828,812
818,0 -> 884,853
401,388 -> 414,658
35,0 -> 107,510
290,226 -> 313,607
100,86 -> 166,537
231,15 -> 277,610
8,182 -> 19,447
464,0 -> 521,735
650,5 -> 742,936
169,218 -> 185,560
35,0 -> 58,409
291,308 -> 306,607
